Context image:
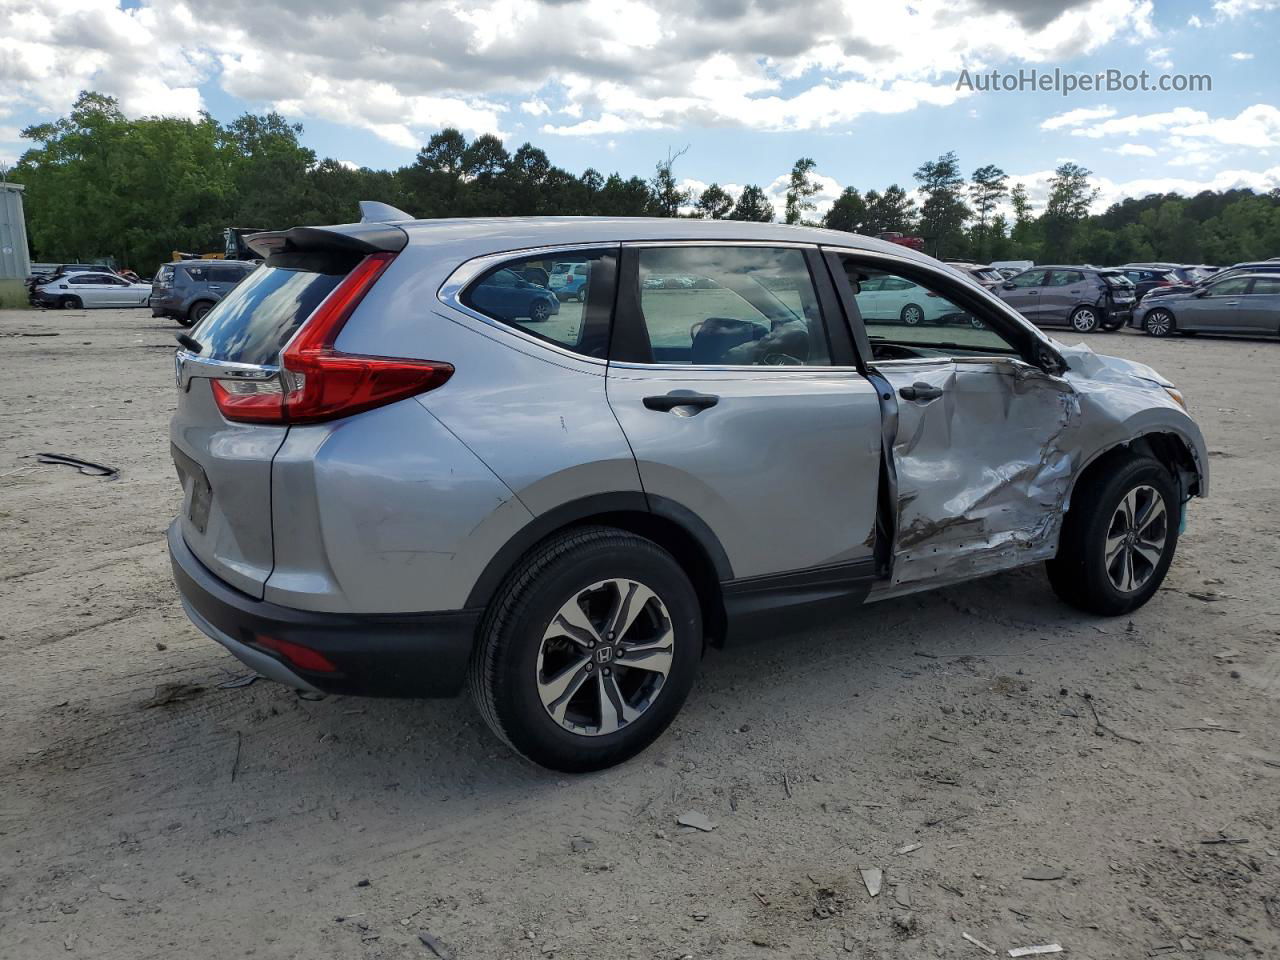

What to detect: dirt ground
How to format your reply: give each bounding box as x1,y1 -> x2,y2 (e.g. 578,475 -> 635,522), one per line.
1,306 -> 1278,960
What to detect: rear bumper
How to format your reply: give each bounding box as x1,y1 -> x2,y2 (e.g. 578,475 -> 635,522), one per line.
167,520 -> 480,697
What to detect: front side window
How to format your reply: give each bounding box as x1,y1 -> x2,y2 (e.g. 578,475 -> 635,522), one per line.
462,250 -> 615,358
630,246 -> 830,366
839,259 -> 1022,360
1206,277 -> 1251,296
1006,270 -> 1045,289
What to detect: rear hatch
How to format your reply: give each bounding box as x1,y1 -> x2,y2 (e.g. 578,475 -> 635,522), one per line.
1100,272 -> 1134,303
170,221 -> 411,598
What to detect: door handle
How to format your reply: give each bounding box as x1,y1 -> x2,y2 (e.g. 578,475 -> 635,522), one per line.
643,392 -> 720,412
898,382 -> 943,402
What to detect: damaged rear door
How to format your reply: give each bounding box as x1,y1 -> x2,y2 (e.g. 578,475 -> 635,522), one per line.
828,252 -> 1082,594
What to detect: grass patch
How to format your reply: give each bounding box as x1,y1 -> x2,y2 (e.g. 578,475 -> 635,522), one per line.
0,279 -> 29,309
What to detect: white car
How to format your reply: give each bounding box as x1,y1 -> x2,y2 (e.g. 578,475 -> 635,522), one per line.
35,271 -> 152,310
853,274 -> 959,325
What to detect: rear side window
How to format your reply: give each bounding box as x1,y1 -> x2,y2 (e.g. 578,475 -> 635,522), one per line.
1046,270 -> 1085,286
183,265 -> 208,282
208,263 -> 245,284
192,250 -> 359,365
1251,277 -> 1280,295
462,250 -> 617,358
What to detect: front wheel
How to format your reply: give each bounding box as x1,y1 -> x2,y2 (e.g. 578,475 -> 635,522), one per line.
1069,306 -> 1100,333
1144,309 -> 1175,337
528,300 -> 552,322
900,303 -> 924,325
1047,455 -> 1179,616
470,526 -> 702,772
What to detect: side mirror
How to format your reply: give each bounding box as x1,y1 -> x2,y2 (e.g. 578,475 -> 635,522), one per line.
1194,288 -> 1209,298
1002,281 -> 1015,290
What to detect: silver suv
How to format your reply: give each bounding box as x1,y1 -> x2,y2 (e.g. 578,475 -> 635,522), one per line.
168,207 -> 1208,771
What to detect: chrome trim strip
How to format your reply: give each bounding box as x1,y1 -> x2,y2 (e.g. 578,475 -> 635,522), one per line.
176,351 -> 279,390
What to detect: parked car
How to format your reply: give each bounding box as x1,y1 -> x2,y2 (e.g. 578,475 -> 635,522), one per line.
1141,260 -> 1280,302
995,266 -> 1135,332
990,259 -> 1034,277
26,263 -> 121,304
467,266 -> 561,322
852,272 -> 972,325
1135,272 -> 1280,337
1115,267 -> 1176,302
549,261 -> 590,301
150,260 -> 257,327
945,261 -> 1006,292
168,210 -> 1207,772
32,270 -> 152,309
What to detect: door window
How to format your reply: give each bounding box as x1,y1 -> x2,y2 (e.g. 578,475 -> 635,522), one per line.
208,264 -> 244,284
838,259 -> 1023,359
1249,278 -> 1280,295
1006,270 -> 1046,288
1045,270 -> 1086,286
183,265 -> 209,282
462,250 -> 615,358
627,246 -> 830,366
68,274 -> 106,285
1206,277 -> 1251,296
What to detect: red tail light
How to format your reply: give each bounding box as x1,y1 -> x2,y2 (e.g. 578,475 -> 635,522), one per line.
251,634 -> 337,673
213,252 -> 453,424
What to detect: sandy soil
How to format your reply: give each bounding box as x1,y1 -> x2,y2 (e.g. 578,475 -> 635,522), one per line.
1,306 -> 1277,960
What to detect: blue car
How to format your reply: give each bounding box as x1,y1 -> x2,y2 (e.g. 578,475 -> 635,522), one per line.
549,261 -> 590,301
467,267 -> 561,322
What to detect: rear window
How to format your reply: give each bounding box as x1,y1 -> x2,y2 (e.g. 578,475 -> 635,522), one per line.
1100,273 -> 1131,288
192,250 -> 358,365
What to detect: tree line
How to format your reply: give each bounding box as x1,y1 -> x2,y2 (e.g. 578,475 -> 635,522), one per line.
11,91 -> 1280,273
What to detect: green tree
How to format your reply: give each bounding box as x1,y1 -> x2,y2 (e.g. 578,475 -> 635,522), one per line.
914,150 -> 970,258
729,184 -> 774,222
1042,162 -> 1098,262
784,157 -> 819,225
649,146 -> 691,217
969,163 -> 1008,262
694,183 -> 734,219
863,185 -> 917,235
823,187 -> 867,233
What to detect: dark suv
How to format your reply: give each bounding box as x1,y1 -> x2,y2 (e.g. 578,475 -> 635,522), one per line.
151,260 -> 257,327
995,266 -> 1135,332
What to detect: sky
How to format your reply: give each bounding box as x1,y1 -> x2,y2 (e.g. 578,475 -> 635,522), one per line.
0,0 -> 1277,220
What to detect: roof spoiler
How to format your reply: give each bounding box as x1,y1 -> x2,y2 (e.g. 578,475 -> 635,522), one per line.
246,220 -> 409,259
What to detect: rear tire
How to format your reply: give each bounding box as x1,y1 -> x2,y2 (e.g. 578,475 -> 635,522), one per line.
1069,306 -> 1099,333
901,303 -> 923,325
1047,455 -> 1180,616
1144,309 -> 1175,337
469,526 -> 702,772
528,300 -> 552,323
184,301 -> 213,327
59,296 -> 82,310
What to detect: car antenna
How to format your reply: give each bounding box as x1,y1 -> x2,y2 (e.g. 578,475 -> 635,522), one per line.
359,200 -> 414,223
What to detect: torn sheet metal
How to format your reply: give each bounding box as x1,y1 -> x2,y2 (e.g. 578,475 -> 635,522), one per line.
866,341 -> 1209,601
869,358 -> 1082,598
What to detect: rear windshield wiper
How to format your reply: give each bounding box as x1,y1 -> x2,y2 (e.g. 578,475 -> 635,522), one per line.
174,332 -> 203,354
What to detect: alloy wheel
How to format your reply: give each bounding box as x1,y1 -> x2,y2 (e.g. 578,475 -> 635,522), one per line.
1145,311 -> 1173,337
902,305 -> 923,325
1103,485 -> 1168,594
536,579 -> 675,736
1071,308 -> 1098,332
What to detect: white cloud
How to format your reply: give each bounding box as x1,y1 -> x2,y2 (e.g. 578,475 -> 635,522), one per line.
1146,47 -> 1173,69
0,0 -> 1161,147
1042,105 -> 1118,130
1230,51 -> 1255,59
1187,14 -> 1204,26
1168,103 -> 1280,148
1111,143 -> 1157,156
1213,0 -> 1280,17
1009,164 -> 1280,214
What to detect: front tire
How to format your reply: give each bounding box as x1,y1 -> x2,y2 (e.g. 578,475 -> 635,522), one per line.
1069,306 -> 1100,333
528,300 -> 552,323
1144,309 -> 1175,337
1047,455 -> 1180,616
470,526 -> 702,772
